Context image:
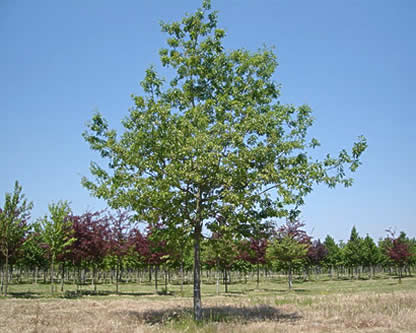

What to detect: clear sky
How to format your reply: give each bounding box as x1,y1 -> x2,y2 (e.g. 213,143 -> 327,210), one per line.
1,0 -> 415,242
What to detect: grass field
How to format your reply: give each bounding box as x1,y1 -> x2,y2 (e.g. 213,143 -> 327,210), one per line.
1,275 -> 415,332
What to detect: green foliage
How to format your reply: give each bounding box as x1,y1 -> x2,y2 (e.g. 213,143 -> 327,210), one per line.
323,235 -> 343,269
361,234 -> 380,268
344,226 -> 364,268
21,221 -> 48,269
266,236 -> 308,270
0,181 -> 33,261
39,201 -> 75,263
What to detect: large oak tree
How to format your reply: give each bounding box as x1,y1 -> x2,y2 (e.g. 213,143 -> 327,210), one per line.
82,0 -> 367,320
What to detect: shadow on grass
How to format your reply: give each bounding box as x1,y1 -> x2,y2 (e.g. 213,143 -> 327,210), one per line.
114,304 -> 301,326
62,290 -> 156,299
262,288 -> 309,294
9,291 -> 42,299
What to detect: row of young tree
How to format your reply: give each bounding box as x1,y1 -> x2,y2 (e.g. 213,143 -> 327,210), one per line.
1,181 -> 415,297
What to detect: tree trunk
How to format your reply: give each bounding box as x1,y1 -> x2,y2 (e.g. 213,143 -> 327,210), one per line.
193,222 -> 202,321
116,261 -> 120,294
288,265 -> 293,290
399,266 -> 402,284
155,265 -> 158,292
256,263 -> 260,289
3,255 -> 9,296
60,263 -> 65,292
77,267 -> 81,293
180,261 -> 184,296
216,269 -> 219,295
224,269 -> 228,293
1,264 -> 3,295
164,267 -> 168,293
50,257 -> 55,295
92,266 -> 97,293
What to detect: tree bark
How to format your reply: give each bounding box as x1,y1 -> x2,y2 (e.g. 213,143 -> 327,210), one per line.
60,263 -> 65,292
288,265 -> 293,290
50,257 -> 55,295
116,261 -> 120,294
3,255 -> 9,296
155,265 -> 158,292
92,266 -> 97,293
224,269 -> 228,293
256,263 -> 260,289
164,267 -> 168,293
180,261 -> 184,296
216,268 -> 219,295
193,221 -> 202,321
1,264 -> 3,295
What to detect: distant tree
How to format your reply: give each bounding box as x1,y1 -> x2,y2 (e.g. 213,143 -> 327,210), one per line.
0,181 -> 33,296
306,239 -> 328,277
344,226 -> 364,278
238,237 -> 268,288
108,210 -> 131,294
144,223 -> 171,292
323,235 -> 343,278
361,234 -> 380,279
267,220 -> 310,290
384,230 -> 414,283
21,222 -> 47,284
67,211 -> 111,292
204,214 -> 238,294
39,201 -> 74,294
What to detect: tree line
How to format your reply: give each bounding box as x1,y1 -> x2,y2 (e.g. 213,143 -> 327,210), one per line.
1,181 -> 414,297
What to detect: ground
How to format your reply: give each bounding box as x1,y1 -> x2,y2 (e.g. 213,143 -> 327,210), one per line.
0,275 -> 415,332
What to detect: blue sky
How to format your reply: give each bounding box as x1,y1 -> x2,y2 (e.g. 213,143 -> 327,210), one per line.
1,0 -> 415,242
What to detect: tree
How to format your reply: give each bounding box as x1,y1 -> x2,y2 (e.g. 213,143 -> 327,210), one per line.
323,235 -> 343,278
306,239 -> 328,277
238,221 -> 272,288
82,0 -> 367,320
361,234 -> 380,279
107,210 -> 131,294
39,201 -> 74,294
21,222 -> 48,284
344,226 -> 364,278
0,181 -> 33,296
266,220 -> 310,290
384,230 -> 414,283
204,217 -> 238,294
135,223 -> 171,293
238,237 -> 268,289
67,211 -> 111,293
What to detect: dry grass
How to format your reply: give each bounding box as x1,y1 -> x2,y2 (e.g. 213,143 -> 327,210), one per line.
1,277 -> 415,332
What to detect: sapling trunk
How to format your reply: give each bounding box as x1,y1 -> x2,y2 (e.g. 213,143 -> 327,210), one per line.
288,265 -> 293,290
92,266 -> 97,293
180,261 -> 184,295
164,267 -> 168,293
155,265 -> 159,292
60,263 -> 65,292
256,263 -> 260,289
115,261 -> 120,294
216,269 -> 219,295
50,257 -> 55,295
4,255 -> 9,296
224,269 -> 228,293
